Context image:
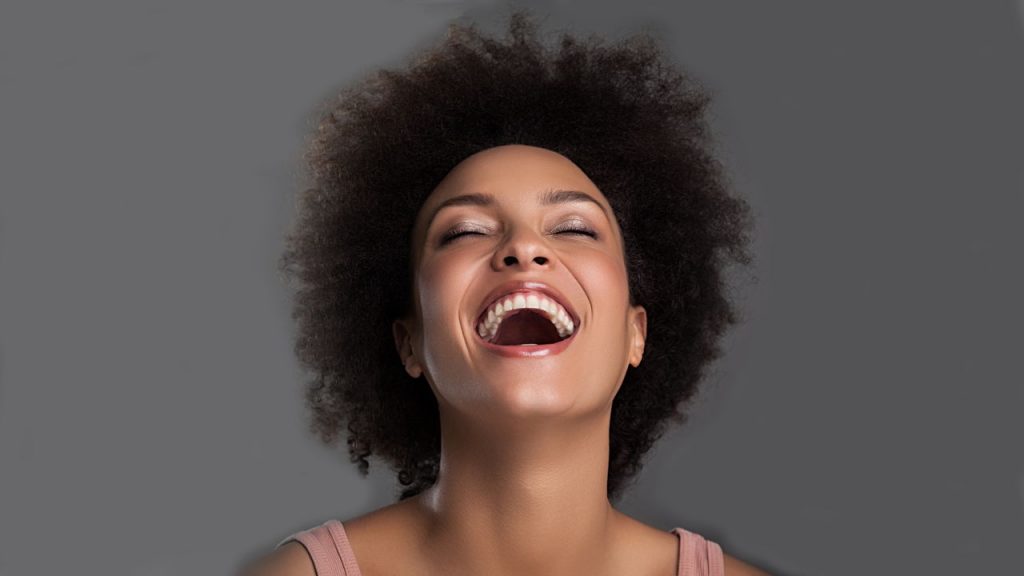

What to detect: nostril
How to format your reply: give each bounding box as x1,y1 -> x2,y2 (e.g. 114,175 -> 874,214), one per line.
501,256 -> 549,266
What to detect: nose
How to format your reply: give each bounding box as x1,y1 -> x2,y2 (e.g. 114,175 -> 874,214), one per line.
492,226 -> 550,270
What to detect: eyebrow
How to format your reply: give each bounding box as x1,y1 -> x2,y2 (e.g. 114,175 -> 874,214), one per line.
425,188 -> 608,231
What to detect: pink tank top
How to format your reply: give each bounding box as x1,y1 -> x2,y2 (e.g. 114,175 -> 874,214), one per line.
276,519 -> 725,576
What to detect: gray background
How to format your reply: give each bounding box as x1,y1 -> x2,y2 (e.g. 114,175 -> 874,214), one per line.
2,0 -> 1021,574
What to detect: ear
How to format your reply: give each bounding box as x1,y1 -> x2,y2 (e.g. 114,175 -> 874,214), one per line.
392,316 -> 423,379
628,304 -> 647,368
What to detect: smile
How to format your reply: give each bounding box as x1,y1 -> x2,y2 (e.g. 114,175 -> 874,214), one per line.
472,280 -> 582,357
475,319 -> 579,357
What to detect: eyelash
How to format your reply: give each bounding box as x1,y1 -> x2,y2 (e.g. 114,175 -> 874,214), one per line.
440,224 -> 598,245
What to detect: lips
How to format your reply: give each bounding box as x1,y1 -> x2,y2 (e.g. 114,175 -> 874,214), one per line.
475,323 -> 579,357
474,280 -> 580,334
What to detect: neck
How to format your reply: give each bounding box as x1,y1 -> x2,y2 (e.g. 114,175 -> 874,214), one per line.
410,406 -> 627,576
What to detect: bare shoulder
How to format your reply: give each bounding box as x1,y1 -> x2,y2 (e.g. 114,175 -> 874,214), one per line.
723,551 -> 773,576
237,541 -> 315,576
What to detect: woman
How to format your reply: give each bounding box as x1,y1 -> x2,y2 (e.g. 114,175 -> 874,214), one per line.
245,9 -> 765,576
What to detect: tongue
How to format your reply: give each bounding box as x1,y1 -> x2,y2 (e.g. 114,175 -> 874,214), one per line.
492,309 -> 563,346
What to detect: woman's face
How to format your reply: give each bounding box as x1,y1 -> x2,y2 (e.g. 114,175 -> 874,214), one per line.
394,144 -> 646,422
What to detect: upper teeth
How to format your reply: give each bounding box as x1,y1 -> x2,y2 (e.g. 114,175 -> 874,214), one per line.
476,292 -> 575,342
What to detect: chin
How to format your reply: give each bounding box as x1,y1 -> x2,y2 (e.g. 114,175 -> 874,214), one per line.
470,371 -> 608,420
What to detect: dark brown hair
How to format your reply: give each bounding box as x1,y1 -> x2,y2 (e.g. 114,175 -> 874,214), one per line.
279,9 -> 755,502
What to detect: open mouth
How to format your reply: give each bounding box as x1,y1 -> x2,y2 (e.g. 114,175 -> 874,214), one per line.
476,292 -> 578,343
487,308 -> 566,346
473,290 -> 580,356
474,313 -> 579,357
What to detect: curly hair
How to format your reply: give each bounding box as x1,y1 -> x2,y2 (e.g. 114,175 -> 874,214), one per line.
278,9 -> 755,503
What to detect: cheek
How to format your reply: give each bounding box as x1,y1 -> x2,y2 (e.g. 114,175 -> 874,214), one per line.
578,252 -> 631,307
415,253 -> 478,332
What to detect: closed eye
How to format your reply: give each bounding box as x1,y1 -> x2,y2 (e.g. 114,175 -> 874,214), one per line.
556,228 -> 597,238
439,225 -> 598,246
440,229 -> 485,245
553,221 -> 598,238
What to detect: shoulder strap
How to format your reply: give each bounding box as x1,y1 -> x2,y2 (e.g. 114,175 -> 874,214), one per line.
671,527 -> 725,576
276,520 -> 363,576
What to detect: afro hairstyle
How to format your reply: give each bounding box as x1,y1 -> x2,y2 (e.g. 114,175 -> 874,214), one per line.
278,9 -> 755,503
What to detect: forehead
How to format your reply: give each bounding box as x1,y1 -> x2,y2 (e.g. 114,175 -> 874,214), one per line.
416,144 -> 611,224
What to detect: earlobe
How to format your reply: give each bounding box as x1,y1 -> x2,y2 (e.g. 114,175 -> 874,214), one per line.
392,318 -> 423,379
629,305 -> 647,368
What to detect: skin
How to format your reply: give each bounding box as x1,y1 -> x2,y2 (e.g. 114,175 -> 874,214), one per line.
386,144 -> 652,576
241,144 -> 770,576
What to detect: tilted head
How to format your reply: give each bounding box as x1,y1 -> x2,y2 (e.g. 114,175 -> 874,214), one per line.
279,10 -> 755,502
